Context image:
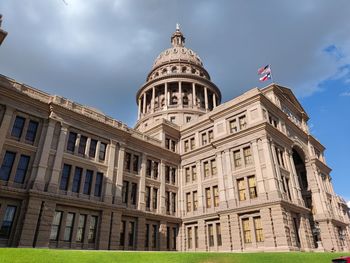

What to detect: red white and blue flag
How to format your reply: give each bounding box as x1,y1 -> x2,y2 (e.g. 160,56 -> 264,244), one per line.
258,64 -> 272,82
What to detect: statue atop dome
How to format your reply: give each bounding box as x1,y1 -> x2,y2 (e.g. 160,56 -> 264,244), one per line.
171,24 -> 185,47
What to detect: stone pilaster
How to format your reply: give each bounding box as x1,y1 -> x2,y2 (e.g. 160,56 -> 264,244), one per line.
137,216 -> 146,251
114,143 -> 125,205
138,153 -> 147,211
216,152 -> 227,209
104,140 -> 116,203
97,209 -> 112,250
0,105 -> 14,153
34,201 -> 56,248
109,212 -> 121,249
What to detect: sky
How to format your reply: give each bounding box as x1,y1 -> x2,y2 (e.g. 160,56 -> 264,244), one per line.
0,0 -> 349,204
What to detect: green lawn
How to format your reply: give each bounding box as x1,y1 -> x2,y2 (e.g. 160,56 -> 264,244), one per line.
0,249 -> 348,263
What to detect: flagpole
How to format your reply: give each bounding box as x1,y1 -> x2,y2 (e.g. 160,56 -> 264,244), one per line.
269,64 -> 275,84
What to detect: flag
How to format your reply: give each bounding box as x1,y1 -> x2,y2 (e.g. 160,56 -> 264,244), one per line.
257,64 -> 270,75
259,73 -> 271,82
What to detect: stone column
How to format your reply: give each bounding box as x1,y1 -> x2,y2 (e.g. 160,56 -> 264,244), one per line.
285,150 -> 302,204
224,150 -> 236,208
138,153 -> 147,211
98,210 -> 112,250
0,106 -> 14,154
159,220 -> 167,250
197,219 -> 207,251
220,215 -> 232,251
137,216 -> 146,251
143,93 -> 146,114
152,87 -> 155,112
192,83 -> 196,108
213,93 -> 217,108
216,152 -> 227,209
230,214 -> 242,251
204,87 -> 208,111
179,81 -> 182,108
94,141 -> 101,162
48,123 -> 68,193
164,82 -> 168,109
114,143 -> 125,205
251,140 -> 266,198
109,212 -> 121,249
104,140 -> 116,203
160,161 -> 166,214
138,98 -> 141,120
33,119 -> 56,191
260,207 -> 277,249
196,161 -> 204,213
34,201 -> 56,248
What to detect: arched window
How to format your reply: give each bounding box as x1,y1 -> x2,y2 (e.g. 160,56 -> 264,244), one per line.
172,66 -> 177,73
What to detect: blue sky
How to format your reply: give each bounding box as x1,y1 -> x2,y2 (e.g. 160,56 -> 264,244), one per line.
0,0 -> 349,203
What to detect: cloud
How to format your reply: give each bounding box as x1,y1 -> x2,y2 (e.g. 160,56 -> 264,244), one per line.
340,91 -> 350,97
347,201 -> 350,208
1,0 -> 350,126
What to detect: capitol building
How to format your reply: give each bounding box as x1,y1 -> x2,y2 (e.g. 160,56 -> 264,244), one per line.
0,20 -> 349,252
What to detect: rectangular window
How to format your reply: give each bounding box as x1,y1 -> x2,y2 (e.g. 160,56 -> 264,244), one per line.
248,176 -> 257,199
99,142 -> 107,161
229,119 -> 237,133
165,166 -> 170,182
166,226 -> 170,249
172,192 -> 176,213
0,206 -> 16,239
67,132 -> 77,152
78,135 -> 87,155
233,150 -> 242,168
130,183 -> 137,205
213,186 -> 219,207
152,224 -> 157,248
244,147 -> 253,165
94,172 -> 103,197
11,116 -> 25,139
60,164 -> 71,191
239,115 -> 247,129
193,191 -> 198,211
88,216 -> 98,243
166,191 -> 170,213
216,223 -> 222,246
125,152 -> 131,171
194,226 -> 198,248
89,139 -> 97,158
63,212 -> 75,241
173,227 -> 177,250
83,169 -> 93,195
0,151 -> 16,181
165,138 -> 170,150
145,186 -> 151,209
238,178 -> 246,201
201,133 -> 208,145
208,224 -> 214,247
184,140 -> 189,152
72,167 -> 83,193
50,211 -> 62,241
153,161 -> 159,179
128,222 -> 135,247
146,160 -> 152,177
190,138 -> 195,150
242,218 -> 251,243
208,130 -> 214,143
76,214 -> 86,242
122,181 -> 129,204
211,159 -> 217,175
171,168 -> 176,184
205,187 -> 212,208
186,192 -> 191,212
25,120 -> 39,143
204,161 -> 210,177
187,227 -> 192,249
132,155 -> 139,173
185,167 -> 190,183
14,154 -> 30,184
152,188 -> 158,210
120,221 -> 126,246
254,217 -> 264,242
145,224 -> 150,248
192,165 -> 197,181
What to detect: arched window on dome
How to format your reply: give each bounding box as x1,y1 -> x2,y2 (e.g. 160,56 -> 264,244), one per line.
171,95 -> 178,105
191,68 -> 196,74
183,95 -> 189,106
171,66 -> 177,74
162,68 -> 167,75
182,67 -> 187,73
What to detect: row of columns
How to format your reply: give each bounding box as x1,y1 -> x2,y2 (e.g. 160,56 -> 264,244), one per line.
138,82 -> 218,119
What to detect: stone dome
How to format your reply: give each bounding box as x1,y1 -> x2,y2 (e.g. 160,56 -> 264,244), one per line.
152,25 -> 203,69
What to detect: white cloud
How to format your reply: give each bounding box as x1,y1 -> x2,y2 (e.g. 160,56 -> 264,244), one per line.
347,201 -> 350,208
340,91 -> 350,96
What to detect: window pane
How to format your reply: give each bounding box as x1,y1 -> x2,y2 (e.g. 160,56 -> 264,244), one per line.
83,170 -> 93,195
50,211 -> 62,241
11,116 -> 25,139
14,155 -> 30,184
0,206 -> 16,238
94,172 -> 103,197
99,143 -> 107,161
59,164 -> 71,191
88,216 -> 98,243
78,135 -> 87,155
128,222 -> 135,247
63,213 -> 75,241
72,167 -> 82,193
132,155 -> 139,172
76,214 -> 86,242
89,139 -> 97,158
0,151 -> 16,181
67,132 -> 77,152
25,120 -> 39,143
122,181 -> 129,204
130,183 -> 137,205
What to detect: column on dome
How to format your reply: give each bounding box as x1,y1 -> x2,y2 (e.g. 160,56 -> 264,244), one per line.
204,86 -> 208,111
213,93 -> 217,108
192,83 -> 196,108
138,98 -> 141,119
152,86 -> 155,112
179,81 -> 182,108
143,93 -> 146,114
165,82 -> 169,108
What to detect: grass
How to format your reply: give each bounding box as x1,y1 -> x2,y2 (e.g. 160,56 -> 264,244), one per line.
0,249 -> 348,263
